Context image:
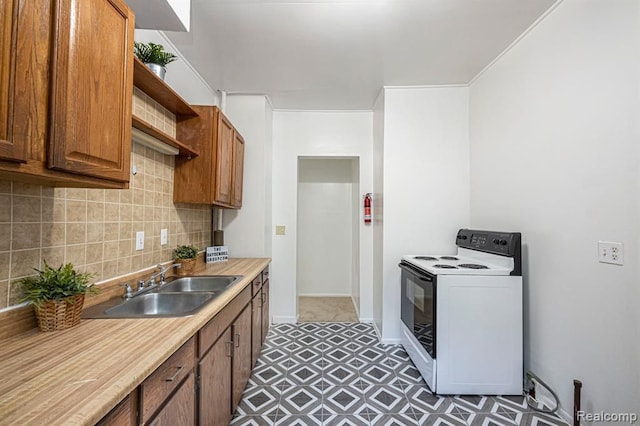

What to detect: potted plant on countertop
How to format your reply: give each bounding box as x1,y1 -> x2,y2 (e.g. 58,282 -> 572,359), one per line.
19,261 -> 98,332
133,41 -> 178,81
173,245 -> 199,276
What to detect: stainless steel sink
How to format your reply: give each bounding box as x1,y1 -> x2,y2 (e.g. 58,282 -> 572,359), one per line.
159,275 -> 243,293
83,292 -> 216,318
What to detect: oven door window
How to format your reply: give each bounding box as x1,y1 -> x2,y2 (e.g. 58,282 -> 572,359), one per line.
400,263 -> 436,358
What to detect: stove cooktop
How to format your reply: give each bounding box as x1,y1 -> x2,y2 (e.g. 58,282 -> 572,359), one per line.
403,251 -> 514,276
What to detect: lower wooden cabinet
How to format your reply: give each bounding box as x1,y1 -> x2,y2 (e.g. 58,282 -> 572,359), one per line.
148,373 -> 196,426
232,305 -> 252,410
198,328 -> 232,426
97,266 -> 271,426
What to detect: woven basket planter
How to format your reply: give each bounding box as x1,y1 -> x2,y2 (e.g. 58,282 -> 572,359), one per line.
175,258 -> 196,276
34,294 -> 85,332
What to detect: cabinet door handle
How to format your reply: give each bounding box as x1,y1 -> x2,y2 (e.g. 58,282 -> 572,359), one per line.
235,333 -> 240,347
226,341 -> 233,357
165,366 -> 184,382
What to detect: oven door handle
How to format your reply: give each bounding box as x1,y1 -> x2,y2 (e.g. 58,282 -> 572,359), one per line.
399,262 -> 433,282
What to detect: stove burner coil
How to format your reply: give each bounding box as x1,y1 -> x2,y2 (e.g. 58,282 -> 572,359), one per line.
414,256 -> 438,261
434,264 -> 458,269
458,264 -> 489,269
439,256 -> 459,260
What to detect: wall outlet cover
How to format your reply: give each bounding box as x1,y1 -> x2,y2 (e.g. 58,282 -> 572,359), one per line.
136,231 -> 145,251
160,228 -> 168,245
598,241 -> 624,265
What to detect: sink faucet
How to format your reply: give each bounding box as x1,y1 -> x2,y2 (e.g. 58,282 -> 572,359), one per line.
122,263 -> 182,299
148,263 -> 182,287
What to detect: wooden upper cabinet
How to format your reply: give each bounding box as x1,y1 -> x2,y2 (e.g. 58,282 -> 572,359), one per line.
0,0 -> 26,163
231,132 -> 244,208
48,0 -> 134,182
174,106 -> 245,208
214,112 -> 234,205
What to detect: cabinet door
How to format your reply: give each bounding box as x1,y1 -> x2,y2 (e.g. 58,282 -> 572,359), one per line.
213,111 -> 234,205
261,280 -> 270,345
148,373 -> 195,426
0,0 -> 26,162
48,0 -> 133,182
231,131 -> 245,208
97,393 -> 137,426
232,305 -> 252,411
251,291 -> 262,368
199,328 -> 233,426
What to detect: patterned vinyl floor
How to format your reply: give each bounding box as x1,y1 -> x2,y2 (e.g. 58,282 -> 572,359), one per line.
231,323 -> 568,426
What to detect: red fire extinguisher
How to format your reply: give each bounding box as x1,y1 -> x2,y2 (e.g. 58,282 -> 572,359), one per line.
364,193 -> 372,224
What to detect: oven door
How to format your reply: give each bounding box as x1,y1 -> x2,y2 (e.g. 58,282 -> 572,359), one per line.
399,261 -> 436,359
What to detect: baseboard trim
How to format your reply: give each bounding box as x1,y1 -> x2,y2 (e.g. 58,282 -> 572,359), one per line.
272,315 -> 297,324
297,293 -> 351,298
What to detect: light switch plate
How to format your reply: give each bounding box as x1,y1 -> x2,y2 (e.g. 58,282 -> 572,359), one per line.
136,231 -> 145,251
160,228 -> 168,245
275,225 -> 286,236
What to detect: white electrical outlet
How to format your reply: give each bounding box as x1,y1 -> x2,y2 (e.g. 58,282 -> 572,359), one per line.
136,231 -> 145,251
598,241 -> 624,265
160,228 -> 168,245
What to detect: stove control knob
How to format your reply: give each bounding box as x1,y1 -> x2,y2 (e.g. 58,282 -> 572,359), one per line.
500,239 -> 508,246
458,235 -> 467,240
493,238 -> 500,245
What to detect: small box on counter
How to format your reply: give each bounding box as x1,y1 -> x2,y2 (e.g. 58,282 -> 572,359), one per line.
206,246 -> 229,263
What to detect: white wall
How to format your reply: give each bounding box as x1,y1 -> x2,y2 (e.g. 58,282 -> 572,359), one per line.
134,30 -> 217,105
469,0 -> 640,417
351,160 -> 361,314
222,95 -> 273,257
380,87 -> 470,342
372,91 -> 385,334
297,158 -> 357,296
272,111 -> 373,323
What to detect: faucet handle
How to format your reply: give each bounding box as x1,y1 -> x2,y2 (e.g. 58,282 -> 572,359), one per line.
138,279 -> 146,290
123,282 -> 133,298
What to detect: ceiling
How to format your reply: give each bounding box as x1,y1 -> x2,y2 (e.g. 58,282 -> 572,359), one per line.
164,0 -> 557,110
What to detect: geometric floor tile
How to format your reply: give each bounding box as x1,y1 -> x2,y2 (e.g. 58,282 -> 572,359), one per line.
232,323 -> 569,426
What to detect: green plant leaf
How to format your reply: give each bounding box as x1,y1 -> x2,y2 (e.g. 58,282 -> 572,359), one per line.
19,260 -> 98,307
173,245 -> 198,259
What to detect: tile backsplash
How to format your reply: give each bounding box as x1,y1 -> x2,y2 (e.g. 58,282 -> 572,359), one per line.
0,142 -> 212,309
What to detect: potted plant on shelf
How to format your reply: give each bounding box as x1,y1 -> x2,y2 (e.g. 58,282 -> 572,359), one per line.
19,261 -> 97,332
173,245 -> 199,276
133,41 -> 178,81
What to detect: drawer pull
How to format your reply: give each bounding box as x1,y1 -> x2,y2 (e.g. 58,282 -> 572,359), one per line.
235,333 -> 240,347
226,341 -> 233,357
165,366 -> 184,382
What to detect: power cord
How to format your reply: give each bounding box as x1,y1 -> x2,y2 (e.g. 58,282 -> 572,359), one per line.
524,371 -> 560,414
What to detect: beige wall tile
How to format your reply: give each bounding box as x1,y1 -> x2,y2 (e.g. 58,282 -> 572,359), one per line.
87,189 -> 105,202
118,239 -> 132,255
8,280 -> 24,306
103,259 -> 118,278
11,249 -> 40,278
85,262 -> 103,281
120,189 -> 132,204
12,195 -> 41,222
117,257 -> 132,275
0,280 -> 7,308
66,200 -> 87,222
66,188 -> 87,200
66,223 -> 86,244
0,181 -> 11,194
13,182 -> 40,197
104,223 -> 119,241
87,202 -> 105,222
87,223 -> 104,243
105,189 -> 120,203
0,224 -> 10,251
86,243 -> 104,264
65,244 -> 85,266
12,223 -> 41,250
103,241 -> 119,261
104,203 -> 119,221
0,252 -> 9,281
42,223 -> 66,247
0,195 -> 10,222
119,222 -> 132,241
41,246 -> 65,267
119,204 -> 132,222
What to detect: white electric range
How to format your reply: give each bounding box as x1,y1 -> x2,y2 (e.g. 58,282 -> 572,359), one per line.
399,229 -> 523,395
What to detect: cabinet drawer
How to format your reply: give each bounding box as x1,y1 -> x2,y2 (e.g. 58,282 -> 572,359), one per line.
141,337 -> 195,424
199,286 -> 251,358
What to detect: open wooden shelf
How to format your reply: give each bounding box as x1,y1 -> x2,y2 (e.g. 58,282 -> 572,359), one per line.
133,57 -> 198,118
132,116 -> 199,158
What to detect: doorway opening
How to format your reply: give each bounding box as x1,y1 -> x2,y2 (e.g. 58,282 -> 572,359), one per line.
296,157 -> 360,322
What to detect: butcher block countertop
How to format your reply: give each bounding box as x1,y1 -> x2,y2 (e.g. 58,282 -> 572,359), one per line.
0,258 -> 270,426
